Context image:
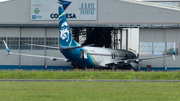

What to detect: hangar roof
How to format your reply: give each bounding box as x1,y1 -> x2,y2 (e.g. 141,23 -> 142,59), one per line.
123,0 -> 180,10
139,0 -> 180,1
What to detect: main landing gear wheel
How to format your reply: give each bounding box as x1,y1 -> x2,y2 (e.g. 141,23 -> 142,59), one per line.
124,65 -> 131,70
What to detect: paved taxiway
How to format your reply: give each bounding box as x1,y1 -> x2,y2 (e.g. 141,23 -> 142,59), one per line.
0,79 -> 180,82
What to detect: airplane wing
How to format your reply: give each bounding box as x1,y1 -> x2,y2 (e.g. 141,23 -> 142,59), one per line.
24,43 -> 94,50
105,42 -> 176,66
101,54 -> 176,70
3,40 -> 65,61
105,55 -> 175,66
23,43 -> 60,49
105,42 -> 176,65
138,55 -> 175,61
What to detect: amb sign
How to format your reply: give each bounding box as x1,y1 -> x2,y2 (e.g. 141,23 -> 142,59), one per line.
80,3 -> 95,15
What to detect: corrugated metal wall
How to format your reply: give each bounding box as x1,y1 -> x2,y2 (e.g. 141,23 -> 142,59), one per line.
139,28 -> 180,70
0,27 -> 71,70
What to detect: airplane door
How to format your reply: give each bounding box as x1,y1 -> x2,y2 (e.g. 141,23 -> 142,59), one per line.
111,50 -> 117,59
84,50 -> 87,59
80,49 -> 83,59
80,49 -> 88,59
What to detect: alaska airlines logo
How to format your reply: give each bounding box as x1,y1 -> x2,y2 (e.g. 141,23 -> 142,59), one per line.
60,21 -> 69,42
58,0 -> 71,10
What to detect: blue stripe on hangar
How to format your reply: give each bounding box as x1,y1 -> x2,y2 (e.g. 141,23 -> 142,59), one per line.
0,65 -> 180,71
140,67 -> 180,71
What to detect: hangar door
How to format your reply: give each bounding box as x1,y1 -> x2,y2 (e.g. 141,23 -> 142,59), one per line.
139,28 -> 180,69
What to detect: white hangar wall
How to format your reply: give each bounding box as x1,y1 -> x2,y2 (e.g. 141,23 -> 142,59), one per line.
1,0 -> 180,25
139,28 -> 180,70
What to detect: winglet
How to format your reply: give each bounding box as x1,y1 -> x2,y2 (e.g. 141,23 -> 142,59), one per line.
172,55 -> 176,61
173,42 -> 176,55
3,40 -> 10,53
172,42 -> 176,61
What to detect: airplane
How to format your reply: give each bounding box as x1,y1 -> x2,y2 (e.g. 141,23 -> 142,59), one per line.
3,6 -> 176,71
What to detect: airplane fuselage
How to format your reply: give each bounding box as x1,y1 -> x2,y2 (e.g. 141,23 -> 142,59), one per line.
61,46 -> 137,68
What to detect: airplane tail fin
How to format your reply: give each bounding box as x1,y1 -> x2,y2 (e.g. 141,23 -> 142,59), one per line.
58,6 -> 79,47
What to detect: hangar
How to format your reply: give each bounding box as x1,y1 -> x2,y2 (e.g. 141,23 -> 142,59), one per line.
0,0 -> 179,70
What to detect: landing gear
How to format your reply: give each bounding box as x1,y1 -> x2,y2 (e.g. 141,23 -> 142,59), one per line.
108,64 -> 132,71
108,64 -> 118,71
84,67 -> 87,70
124,65 -> 132,70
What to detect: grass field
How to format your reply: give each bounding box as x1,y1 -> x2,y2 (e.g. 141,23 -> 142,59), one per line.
0,82 -> 179,101
0,70 -> 180,80
0,70 -> 180,100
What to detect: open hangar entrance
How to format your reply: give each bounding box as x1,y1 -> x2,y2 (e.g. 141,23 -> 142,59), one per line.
71,27 -> 137,50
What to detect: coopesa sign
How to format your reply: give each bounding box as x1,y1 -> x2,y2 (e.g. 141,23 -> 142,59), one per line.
50,13 -> 76,19
31,0 -> 97,21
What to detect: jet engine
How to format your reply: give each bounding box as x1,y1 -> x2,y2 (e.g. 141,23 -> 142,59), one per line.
129,62 -> 139,70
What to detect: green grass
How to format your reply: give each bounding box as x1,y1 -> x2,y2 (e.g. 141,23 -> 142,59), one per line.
0,70 -> 180,100
0,82 -> 179,101
0,70 -> 180,80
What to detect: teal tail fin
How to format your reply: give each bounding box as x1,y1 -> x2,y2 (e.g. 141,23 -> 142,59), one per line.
58,6 -> 79,47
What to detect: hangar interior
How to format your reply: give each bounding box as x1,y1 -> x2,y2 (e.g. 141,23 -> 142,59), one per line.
0,0 -> 180,70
